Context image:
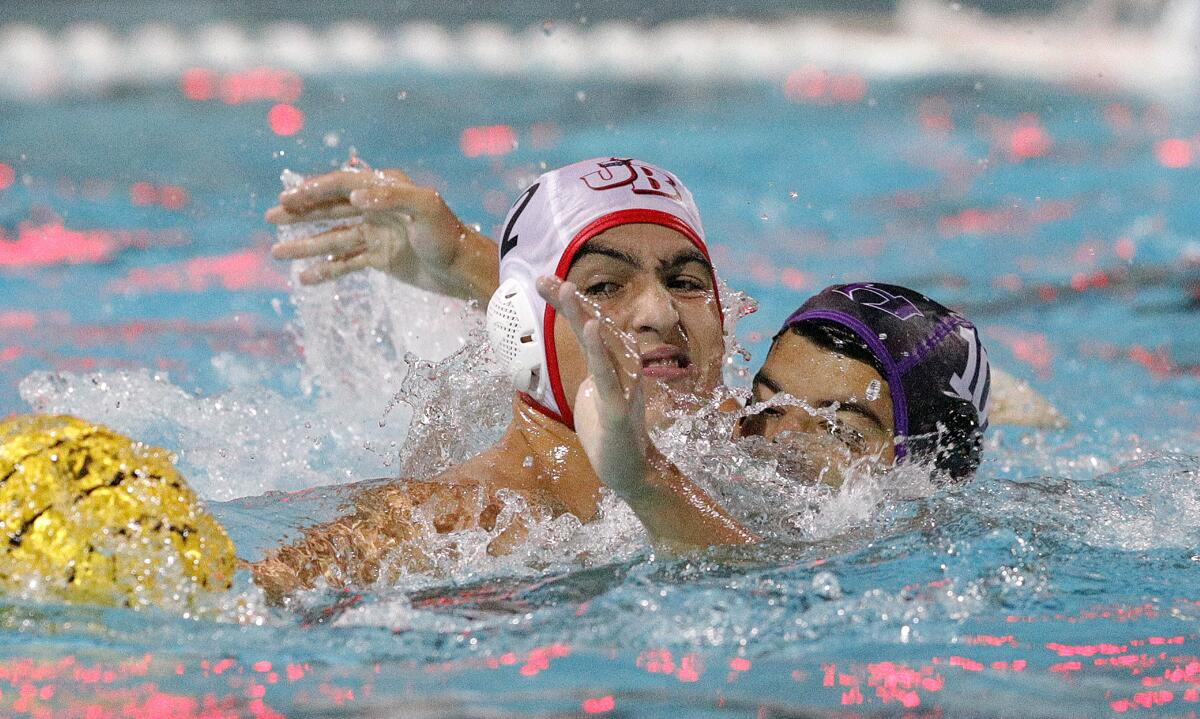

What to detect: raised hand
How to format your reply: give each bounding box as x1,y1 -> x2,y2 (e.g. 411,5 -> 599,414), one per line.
266,167 -> 499,304
536,276 -> 757,547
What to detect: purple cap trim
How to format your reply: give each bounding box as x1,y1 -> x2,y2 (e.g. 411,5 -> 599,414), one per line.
783,308 -> 910,461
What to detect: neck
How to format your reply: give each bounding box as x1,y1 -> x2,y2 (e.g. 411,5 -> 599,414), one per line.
500,395 -> 603,520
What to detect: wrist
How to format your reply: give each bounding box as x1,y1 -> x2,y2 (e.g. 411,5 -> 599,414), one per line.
447,223 -> 500,305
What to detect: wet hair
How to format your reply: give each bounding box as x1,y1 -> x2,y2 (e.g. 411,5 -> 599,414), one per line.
772,283 -> 992,481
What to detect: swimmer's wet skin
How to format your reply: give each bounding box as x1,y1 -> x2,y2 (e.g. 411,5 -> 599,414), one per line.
0,415 -> 235,608
253,158 -> 742,601
740,282 -> 993,483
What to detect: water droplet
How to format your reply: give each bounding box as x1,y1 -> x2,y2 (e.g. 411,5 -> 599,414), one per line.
397,91 -> 408,100
575,90 -> 587,103
812,571 -> 841,600
323,132 -> 341,148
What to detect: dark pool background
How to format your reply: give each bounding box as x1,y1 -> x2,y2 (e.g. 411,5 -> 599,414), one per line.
1,1 -> 1200,716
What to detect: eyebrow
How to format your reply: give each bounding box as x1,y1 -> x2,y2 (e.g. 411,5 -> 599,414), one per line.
751,370 -> 887,432
660,248 -> 712,274
571,243 -> 641,269
751,370 -> 782,395
827,401 -> 887,432
571,244 -> 713,276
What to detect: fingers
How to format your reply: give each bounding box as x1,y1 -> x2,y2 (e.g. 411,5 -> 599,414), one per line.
297,253 -> 372,285
270,225 -> 366,260
582,318 -> 625,403
537,276 -> 640,401
266,202 -> 364,225
348,184 -> 441,215
267,169 -> 429,224
379,168 -> 415,184
278,169 -> 408,213
536,275 -> 568,312
536,276 -> 592,330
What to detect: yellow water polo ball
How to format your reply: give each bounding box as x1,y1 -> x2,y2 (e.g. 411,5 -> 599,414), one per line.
0,414 -> 236,608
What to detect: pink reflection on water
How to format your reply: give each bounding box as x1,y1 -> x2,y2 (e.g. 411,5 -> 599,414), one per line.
937,199 -> 1075,237
824,661 -> 946,710
0,311 -> 37,330
460,125 -> 517,158
129,183 -> 189,210
782,68 -> 867,105
0,221 -> 189,269
0,222 -> 117,267
1156,138 -> 1193,169
181,67 -> 303,106
582,694 -> 615,714
0,655 -> 292,717
268,104 -> 305,137
987,327 -> 1054,378
108,250 -> 288,294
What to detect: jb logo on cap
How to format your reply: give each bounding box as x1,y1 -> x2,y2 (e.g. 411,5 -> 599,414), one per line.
580,158 -> 683,201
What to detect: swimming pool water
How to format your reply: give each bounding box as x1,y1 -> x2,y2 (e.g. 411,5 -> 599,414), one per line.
1,24 -> 1199,717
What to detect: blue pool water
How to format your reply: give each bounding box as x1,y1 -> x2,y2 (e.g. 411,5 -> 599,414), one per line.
1,13 -> 1200,718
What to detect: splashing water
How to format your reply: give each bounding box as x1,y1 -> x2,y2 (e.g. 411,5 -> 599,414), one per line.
17,168 -> 483,501
11,163 -> 1076,613
12,166 -> 662,621
654,388 -> 939,543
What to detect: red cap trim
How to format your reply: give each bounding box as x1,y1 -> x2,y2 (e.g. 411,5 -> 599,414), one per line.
518,392 -> 568,425
542,208 -> 724,430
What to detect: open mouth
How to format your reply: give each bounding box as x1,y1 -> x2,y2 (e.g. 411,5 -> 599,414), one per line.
640,346 -> 693,380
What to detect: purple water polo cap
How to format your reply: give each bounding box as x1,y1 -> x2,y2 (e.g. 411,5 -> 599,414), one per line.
783,282 -> 992,479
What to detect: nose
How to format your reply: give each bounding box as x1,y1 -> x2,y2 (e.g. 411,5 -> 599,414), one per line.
626,279 -> 679,339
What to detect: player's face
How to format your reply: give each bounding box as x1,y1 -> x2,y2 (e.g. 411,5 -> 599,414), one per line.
737,332 -> 896,487
555,223 -> 724,427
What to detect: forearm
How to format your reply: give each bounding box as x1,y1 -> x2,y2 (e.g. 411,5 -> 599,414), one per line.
610,454 -> 758,548
250,487 -> 430,603
434,223 -> 500,305
448,223 -> 504,304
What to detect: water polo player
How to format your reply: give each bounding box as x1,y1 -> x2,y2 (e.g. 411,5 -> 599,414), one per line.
544,281 -> 992,545
252,158 -> 749,600
738,282 -> 992,482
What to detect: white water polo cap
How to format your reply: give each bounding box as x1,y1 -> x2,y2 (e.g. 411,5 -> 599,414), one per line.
486,157 -> 721,429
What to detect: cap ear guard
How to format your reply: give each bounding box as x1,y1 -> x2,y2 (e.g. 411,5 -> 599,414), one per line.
486,278 -> 546,396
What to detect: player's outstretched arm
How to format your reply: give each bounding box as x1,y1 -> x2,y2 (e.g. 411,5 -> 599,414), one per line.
249,480 -> 525,603
266,168 -> 499,305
